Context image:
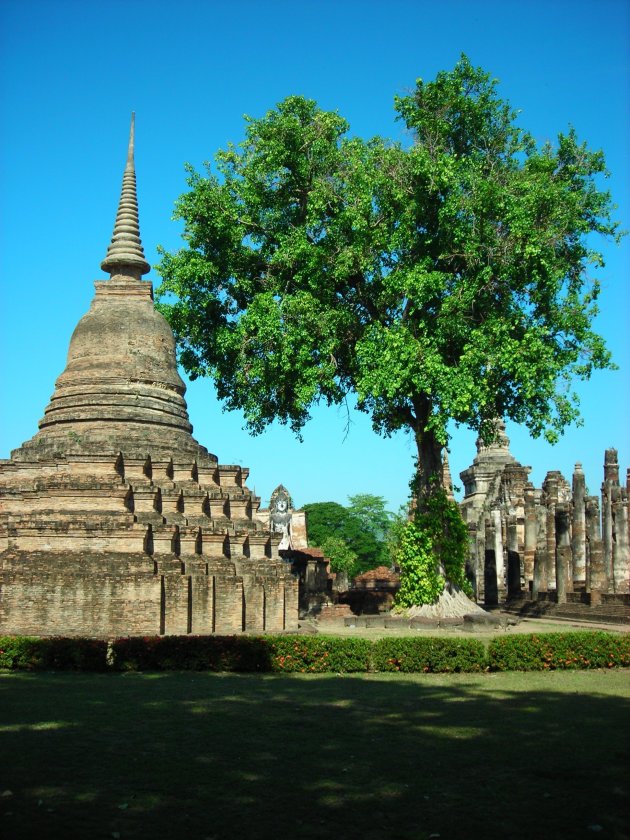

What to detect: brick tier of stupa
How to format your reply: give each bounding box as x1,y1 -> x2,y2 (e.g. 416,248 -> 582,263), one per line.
0,116 -> 298,636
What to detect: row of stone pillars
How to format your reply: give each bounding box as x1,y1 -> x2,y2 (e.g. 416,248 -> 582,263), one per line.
476,449 -> 629,605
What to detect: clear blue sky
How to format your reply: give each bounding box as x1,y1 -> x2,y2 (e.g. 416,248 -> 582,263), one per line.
1,0 -> 628,512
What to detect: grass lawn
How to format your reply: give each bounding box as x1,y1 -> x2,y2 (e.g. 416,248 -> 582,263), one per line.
1,669 -> 629,840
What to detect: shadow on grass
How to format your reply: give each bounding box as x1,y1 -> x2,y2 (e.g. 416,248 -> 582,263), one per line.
1,671 -> 629,840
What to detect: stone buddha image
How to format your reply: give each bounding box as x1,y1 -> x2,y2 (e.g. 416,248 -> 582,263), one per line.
269,485 -> 293,549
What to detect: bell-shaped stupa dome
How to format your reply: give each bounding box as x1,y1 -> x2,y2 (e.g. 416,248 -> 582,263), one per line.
15,115 -> 213,462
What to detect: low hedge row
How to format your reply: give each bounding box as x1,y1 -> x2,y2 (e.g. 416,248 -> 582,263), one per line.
1,631 -> 628,674
0,636 -> 108,671
372,637 -> 486,673
487,631 -> 630,671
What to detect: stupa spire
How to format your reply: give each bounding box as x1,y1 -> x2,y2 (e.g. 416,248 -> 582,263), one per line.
100,113 -> 151,278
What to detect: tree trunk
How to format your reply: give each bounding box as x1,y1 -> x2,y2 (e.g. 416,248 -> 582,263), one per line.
413,423 -> 443,512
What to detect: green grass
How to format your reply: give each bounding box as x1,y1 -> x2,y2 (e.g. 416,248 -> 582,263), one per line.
1,670 -> 629,839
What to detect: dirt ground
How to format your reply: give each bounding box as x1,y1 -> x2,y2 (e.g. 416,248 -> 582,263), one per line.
307,612 -> 630,639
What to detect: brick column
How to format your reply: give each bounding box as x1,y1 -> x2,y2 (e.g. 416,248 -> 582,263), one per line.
523,483 -> 537,592
506,514 -> 522,600
586,496 -> 607,600
612,489 -> 629,594
492,506 -> 506,601
532,503 -> 547,598
602,448 -> 619,586
555,502 -> 572,604
484,516 -> 498,606
571,463 -> 587,586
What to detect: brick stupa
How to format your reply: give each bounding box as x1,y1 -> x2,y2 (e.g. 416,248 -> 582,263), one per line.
0,116 -> 298,636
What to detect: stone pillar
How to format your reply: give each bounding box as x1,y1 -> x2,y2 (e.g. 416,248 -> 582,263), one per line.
555,502 -> 572,604
532,503 -> 547,598
601,448 -> 619,587
506,514 -> 521,599
571,463 -> 587,586
586,496 -> 607,599
523,483 -> 537,591
474,525 -> 485,603
492,506 -> 506,601
465,523 -> 479,600
484,516 -> 498,606
542,473 -> 559,593
612,488 -> 629,594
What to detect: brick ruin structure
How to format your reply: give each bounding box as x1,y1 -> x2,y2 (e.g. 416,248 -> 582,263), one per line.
0,117 -> 298,636
459,420 -> 629,614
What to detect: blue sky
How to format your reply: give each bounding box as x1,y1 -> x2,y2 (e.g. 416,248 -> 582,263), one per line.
1,0 -> 628,512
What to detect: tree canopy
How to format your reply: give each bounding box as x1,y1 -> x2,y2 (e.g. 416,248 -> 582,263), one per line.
157,56 -> 621,508
302,499 -> 390,575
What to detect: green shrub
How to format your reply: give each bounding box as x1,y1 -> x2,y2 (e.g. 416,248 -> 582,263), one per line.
0,636 -> 108,671
112,635 -> 272,672
2,631 -> 629,674
372,637 -> 486,673
269,636 -> 371,673
0,636 -> 42,670
394,490 -> 473,609
488,632 -> 630,671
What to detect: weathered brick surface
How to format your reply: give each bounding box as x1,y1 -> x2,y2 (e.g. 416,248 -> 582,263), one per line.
0,125 -> 298,637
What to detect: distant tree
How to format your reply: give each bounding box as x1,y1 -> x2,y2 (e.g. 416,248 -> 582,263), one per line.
157,56 -> 621,605
319,535 -> 359,578
303,501 -> 383,574
385,505 -> 411,567
347,494 -> 394,544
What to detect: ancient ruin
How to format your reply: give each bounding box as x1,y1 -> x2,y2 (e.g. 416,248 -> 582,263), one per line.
459,421 -> 629,620
256,484 -> 307,551
0,116 -> 298,637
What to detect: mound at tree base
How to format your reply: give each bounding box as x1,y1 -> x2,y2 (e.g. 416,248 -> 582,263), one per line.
399,585 -> 487,619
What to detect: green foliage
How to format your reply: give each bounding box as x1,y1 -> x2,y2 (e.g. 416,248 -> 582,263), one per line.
392,520 -> 443,607
385,505 -> 411,564
157,56 -> 621,496
2,633 -> 628,673
304,501 -> 355,549
112,635 -> 271,672
303,500 -> 387,573
394,488 -> 471,607
488,631 -> 630,671
112,635 -> 370,673
0,636 -> 108,671
268,635 -> 371,673
319,535 -> 359,577
372,637 -> 486,672
347,494 -> 394,543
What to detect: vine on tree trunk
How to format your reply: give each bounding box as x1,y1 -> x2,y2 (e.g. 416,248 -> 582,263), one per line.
394,487 -> 472,608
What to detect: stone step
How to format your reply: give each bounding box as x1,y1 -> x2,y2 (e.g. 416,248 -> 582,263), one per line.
504,598 -> 630,625
316,603 -> 354,622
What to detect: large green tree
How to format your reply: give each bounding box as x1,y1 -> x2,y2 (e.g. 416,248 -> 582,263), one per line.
302,501 -> 385,575
157,57 -> 621,593
347,494 -> 394,545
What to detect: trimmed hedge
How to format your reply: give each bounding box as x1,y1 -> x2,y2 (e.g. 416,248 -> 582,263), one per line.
372,637 -> 486,673
112,635 -> 371,673
1,631 -> 629,674
0,636 -> 108,671
112,635 -> 271,672
487,631 -> 630,671
268,636 -> 371,673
